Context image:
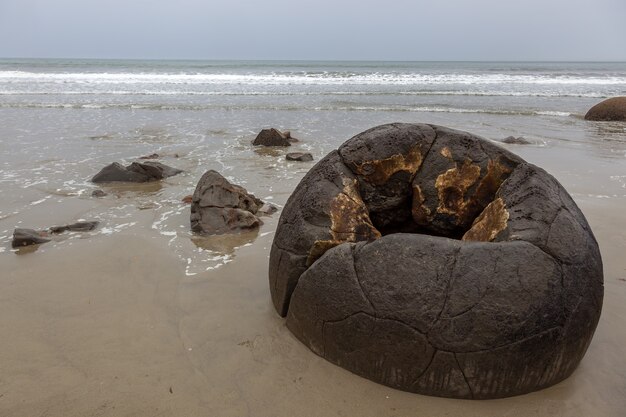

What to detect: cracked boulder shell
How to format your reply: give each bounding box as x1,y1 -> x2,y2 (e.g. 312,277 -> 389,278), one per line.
269,123 -> 603,399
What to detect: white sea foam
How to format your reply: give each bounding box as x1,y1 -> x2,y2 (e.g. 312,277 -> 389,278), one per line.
0,102 -> 578,116
30,196 -> 51,206
536,111 -> 572,117
0,89 -> 611,98
2,70 -> 625,86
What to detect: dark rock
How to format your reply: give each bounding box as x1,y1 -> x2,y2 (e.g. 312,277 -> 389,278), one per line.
252,128 -> 292,146
91,189 -> 107,198
584,96 -> 626,121
91,161 -> 183,183
138,153 -> 159,159
49,221 -> 99,234
502,136 -> 531,145
270,123 -> 603,399
190,170 -> 266,235
12,228 -> 51,248
286,152 -> 313,162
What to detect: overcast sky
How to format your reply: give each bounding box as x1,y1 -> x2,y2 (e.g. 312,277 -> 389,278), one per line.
1,0 -> 625,61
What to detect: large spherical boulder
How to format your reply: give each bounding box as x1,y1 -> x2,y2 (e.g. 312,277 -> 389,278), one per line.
269,123 -> 603,399
584,97 -> 626,121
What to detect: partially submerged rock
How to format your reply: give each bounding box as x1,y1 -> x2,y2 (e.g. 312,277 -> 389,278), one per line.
138,153 -> 160,159
12,221 -> 100,249
92,161 -> 183,183
252,128 -> 295,146
286,152 -> 313,162
501,136 -> 531,145
91,189 -> 107,198
49,221 -> 99,234
190,170 -> 265,235
585,97 -> 626,121
270,123 -> 603,399
12,228 -> 50,248
258,203 -> 278,216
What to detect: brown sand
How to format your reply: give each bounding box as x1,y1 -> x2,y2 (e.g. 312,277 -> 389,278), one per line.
1,194 -> 625,417
1,132 -> 626,417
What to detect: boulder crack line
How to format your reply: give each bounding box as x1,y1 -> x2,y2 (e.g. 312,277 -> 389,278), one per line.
454,352 -> 475,399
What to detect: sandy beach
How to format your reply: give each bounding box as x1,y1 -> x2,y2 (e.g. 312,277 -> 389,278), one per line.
1,60 -> 626,416
2,167 -> 626,417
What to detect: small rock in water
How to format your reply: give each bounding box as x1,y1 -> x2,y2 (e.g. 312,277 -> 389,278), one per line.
282,130 -> 299,143
258,203 -> 278,216
138,153 -> 160,159
137,202 -> 158,210
501,136 -> 531,145
91,189 -> 107,198
49,221 -> 99,234
252,128 -> 293,147
92,161 -> 183,183
286,152 -> 314,162
181,195 -> 193,204
12,228 -> 51,248
190,170 -> 267,235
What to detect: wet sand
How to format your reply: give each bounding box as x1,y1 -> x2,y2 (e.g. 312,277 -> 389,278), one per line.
1,151 -> 626,417
3,58 -> 626,416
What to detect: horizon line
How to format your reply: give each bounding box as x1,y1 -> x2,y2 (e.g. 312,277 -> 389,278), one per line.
1,56 -> 626,64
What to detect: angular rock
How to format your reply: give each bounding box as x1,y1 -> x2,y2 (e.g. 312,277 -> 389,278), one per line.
584,96 -> 626,121
49,221 -> 99,234
252,128 -> 292,146
91,161 -> 183,183
12,228 -> 50,248
270,123 -> 603,399
286,152 -> 313,162
190,170 -> 265,235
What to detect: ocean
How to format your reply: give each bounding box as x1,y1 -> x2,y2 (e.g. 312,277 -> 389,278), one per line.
1,59 -> 626,416
2,59 -> 625,265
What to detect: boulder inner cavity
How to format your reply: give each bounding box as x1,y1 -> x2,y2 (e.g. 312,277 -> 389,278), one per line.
335,124 -> 520,245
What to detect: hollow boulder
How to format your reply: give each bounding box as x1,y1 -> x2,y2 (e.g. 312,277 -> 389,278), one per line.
584,96 -> 626,121
269,123 -> 603,399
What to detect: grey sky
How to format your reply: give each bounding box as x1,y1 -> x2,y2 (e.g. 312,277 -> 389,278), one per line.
1,0 -> 625,61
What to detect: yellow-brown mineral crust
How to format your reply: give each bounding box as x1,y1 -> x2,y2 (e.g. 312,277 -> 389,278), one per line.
353,145 -> 424,185
462,197 -> 510,242
411,184 -> 431,224
435,159 -> 481,223
307,178 -> 380,266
